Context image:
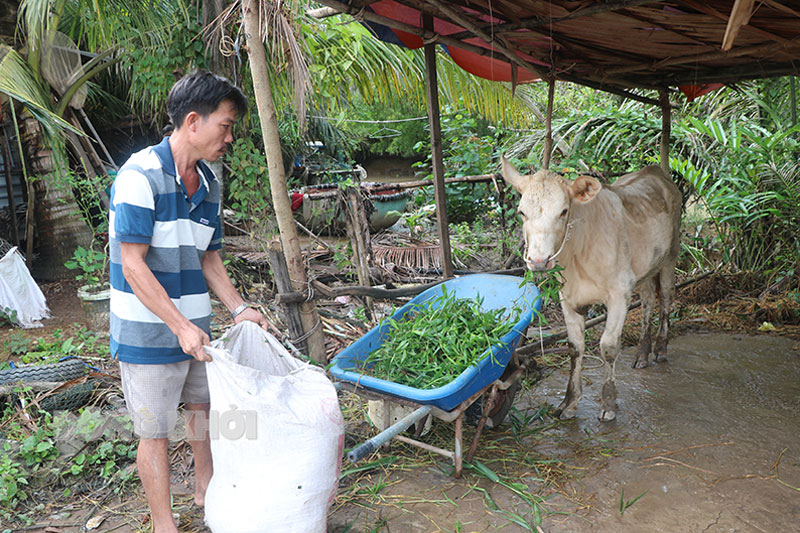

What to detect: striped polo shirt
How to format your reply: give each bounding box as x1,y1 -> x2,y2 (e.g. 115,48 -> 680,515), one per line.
109,136 -> 223,364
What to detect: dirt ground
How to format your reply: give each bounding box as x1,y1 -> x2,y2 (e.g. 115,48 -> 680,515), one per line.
3,274 -> 800,532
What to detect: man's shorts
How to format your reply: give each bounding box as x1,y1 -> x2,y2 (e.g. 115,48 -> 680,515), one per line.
119,359 -> 210,439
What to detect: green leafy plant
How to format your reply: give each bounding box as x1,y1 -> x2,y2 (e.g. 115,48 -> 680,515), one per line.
521,266 -> 564,326
0,307 -> 18,327
2,332 -> 30,355
64,245 -> 108,287
226,137 -> 274,227
358,288 -> 520,388
0,332 -> 99,371
0,450 -> 28,520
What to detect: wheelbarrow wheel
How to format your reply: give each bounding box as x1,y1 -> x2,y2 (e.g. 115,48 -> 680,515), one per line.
464,381 -> 520,430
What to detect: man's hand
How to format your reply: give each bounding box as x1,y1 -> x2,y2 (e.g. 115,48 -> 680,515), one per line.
234,307 -> 272,331
176,322 -> 212,362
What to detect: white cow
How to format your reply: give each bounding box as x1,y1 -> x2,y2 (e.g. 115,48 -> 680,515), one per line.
502,157 -> 681,421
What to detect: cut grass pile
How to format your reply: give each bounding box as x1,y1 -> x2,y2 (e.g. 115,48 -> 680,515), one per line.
357,289 -> 521,389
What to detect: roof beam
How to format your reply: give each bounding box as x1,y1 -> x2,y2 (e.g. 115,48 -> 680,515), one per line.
761,0 -> 800,19
310,0 -> 529,72
678,0 -> 792,46
556,74 -> 666,106
616,9 -> 719,49
633,61 -> 800,86
606,36 -> 800,76
722,0 -> 756,51
424,0 -> 550,80
448,0 -> 660,42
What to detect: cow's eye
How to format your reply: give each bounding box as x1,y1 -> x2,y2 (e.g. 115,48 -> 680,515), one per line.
559,208 -> 568,218
518,210 -> 527,220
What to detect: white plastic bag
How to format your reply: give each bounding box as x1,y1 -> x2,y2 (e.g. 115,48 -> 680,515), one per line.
204,321 -> 344,533
0,247 -> 49,328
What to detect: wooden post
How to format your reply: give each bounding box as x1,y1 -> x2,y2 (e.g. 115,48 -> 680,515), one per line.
268,239 -> 308,355
542,78 -> 555,169
242,0 -> 327,364
659,88 -> 671,174
423,13 -> 454,279
791,76 -> 797,130
343,187 -> 373,318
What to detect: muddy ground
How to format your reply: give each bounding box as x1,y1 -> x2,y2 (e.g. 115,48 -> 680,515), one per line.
2,274 -> 800,532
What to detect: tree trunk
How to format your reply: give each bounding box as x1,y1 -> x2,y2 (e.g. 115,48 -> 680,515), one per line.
19,113 -> 92,280
241,0 -> 326,364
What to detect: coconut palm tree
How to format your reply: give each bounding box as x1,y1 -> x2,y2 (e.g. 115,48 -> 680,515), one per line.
0,0 -> 183,278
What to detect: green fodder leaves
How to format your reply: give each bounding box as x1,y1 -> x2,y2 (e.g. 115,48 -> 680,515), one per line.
357,289 -> 521,389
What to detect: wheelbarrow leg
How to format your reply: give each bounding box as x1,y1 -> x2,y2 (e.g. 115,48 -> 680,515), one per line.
454,412 -> 463,478
466,384 -> 499,464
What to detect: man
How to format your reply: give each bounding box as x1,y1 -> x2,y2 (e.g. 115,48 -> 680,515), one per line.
109,70 -> 268,533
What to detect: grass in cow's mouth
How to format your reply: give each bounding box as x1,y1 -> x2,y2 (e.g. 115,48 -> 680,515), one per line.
356,289 -> 521,389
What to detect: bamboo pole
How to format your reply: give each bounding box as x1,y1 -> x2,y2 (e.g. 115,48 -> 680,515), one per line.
542,79 -> 555,170
242,0 -> 326,364
423,12 -> 453,279
659,88 -> 671,174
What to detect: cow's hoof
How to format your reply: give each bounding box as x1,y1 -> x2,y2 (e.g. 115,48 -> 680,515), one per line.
553,403 -> 578,420
654,354 -> 668,363
632,359 -> 649,369
598,409 -> 617,422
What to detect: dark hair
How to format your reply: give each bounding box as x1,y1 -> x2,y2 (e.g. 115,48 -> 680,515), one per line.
166,69 -> 248,129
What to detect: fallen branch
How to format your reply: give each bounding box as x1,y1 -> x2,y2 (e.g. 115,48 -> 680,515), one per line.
369,173 -> 500,191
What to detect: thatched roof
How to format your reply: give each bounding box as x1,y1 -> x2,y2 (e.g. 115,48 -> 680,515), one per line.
313,0 -> 800,100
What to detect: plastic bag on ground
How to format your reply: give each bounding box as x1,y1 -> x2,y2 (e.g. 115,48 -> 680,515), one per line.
0,247 -> 49,328
203,321 -> 344,533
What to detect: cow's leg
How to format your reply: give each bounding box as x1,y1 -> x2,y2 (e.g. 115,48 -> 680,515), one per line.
654,262 -> 676,362
553,302 -> 585,420
598,292 -> 630,422
633,277 -> 657,369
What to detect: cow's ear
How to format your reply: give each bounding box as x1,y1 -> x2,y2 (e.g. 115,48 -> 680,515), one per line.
500,155 -> 527,193
569,175 -> 602,203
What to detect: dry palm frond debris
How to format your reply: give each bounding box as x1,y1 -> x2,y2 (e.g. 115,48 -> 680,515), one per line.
372,233 -> 442,271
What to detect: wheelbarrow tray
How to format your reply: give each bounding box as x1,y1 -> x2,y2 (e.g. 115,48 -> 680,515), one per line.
329,274 -> 541,411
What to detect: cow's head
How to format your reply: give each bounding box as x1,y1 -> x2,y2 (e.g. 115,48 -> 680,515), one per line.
501,156 -> 602,271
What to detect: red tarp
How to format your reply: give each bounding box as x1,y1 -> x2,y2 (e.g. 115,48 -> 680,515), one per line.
366,0 -> 540,83
361,0 -> 723,99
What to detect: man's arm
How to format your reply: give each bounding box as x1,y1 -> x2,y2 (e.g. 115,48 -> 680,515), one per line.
201,250 -> 270,328
120,242 -> 211,361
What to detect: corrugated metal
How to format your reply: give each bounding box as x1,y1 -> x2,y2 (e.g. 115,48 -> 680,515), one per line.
0,120 -> 26,210
0,159 -> 25,210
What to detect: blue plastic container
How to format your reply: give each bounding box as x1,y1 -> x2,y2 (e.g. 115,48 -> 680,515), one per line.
328,273 -> 542,411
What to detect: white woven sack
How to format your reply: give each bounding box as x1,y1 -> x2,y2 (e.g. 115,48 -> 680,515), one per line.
0,247 -> 49,328
204,321 -> 343,533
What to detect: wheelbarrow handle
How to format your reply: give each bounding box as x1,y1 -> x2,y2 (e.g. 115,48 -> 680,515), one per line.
347,405 -> 432,463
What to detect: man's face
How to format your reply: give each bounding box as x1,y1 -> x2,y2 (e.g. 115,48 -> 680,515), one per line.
189,99 -> 237,162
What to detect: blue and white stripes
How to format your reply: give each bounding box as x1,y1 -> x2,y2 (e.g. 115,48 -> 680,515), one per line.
109,137 -> 222,364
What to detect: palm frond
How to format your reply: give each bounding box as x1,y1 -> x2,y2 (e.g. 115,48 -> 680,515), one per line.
0,44 -> 77,168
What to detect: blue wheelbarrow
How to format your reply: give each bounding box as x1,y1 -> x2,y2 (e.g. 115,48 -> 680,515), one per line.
329,273 -> 542,477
